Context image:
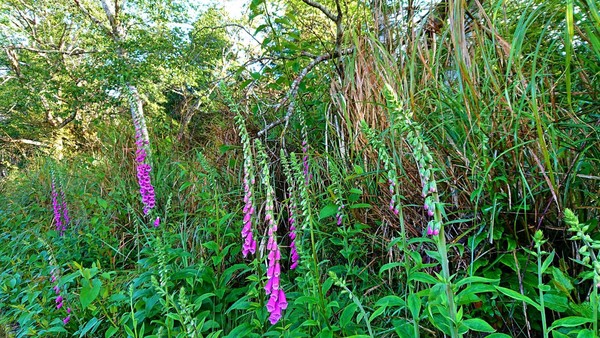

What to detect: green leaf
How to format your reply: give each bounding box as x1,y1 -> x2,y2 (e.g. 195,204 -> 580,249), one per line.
349,188 -> 363,195
97,198 -> 108,209
375,295 -> 406,308
46,326 -> 68,333
462,318 -> 495,333
80,278 -> 102,309
123,325 -> 135,337
79,317 -> 101,337
485,334 -> 513,338
295,295 -> 319,305
455,276 -> 499,288
548,316 -> 593,331
340,303 -> 357,327
319,204 -> 338,220
225,323 -> 253,338
409,272 -> 438,285
576,329 -> 595,338
495,286 -> 541,311
379,262 -> 404,276
349,203 -> 372,209
543,293 -> 569,313
369,305 -> 386,322
551,267 -> 574,295
105,326 -> 118,338
225,296 -> 250,314
539,284 -> 551,292
541,251 -> 555,273
407,294 -> 421,320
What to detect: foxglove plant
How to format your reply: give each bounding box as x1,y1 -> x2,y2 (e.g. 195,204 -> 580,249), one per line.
256,140 -> 288,324
290,152 -> 330,325
59,181 -> 70,229
382,84 -> 459,337
51,269 -> 72,325
281,150 -> 299,269
300,114 -> 311,185
361,124 -> 401,216
329,165 -> 345,226
133,115 -> 156,216
382,85 -> 442,236
235,113 -> 257,257
565,208 -> 600,334
50,171 -> 69,236
44,239 -> 73,327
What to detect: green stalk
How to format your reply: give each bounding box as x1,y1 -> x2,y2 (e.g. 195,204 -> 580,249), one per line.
594,285 -> 598,335
399,208 -> 420,338
308,215 -> 332,331
436,225 -> 459,338
536,242 -> 548,338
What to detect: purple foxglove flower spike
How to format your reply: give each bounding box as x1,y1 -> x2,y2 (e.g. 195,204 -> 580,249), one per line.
51,173 -> 63,235
133,117 -> 156,217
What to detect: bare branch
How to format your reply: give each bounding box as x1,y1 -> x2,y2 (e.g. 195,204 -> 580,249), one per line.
58,111 -> 77,129
10,45 -> 96,55
0,137 -> 49,147
300,0 -> 338,22
73,0 -> 111,35
257,48 -> 353,137
194,23 -> 262,46
100,0 -> 117,32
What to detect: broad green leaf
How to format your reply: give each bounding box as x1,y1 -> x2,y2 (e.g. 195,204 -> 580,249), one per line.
105,326 -> 118,338
374,295 -> 406,308
80,278 -> 102,309
463,318 -> 495,333
551,267 -> 574,295
543,293 -> 569,313
548,316 -> 593,331
379,262 -> 404,276
349,203 -> 372,209
319,204 -> 338,220
79,317 -> 101,337
224,323 -> 253,338
409,272 -> 438,285
340,303 -> 357,327
541,251 -> 555,273
408,294 -> 421,320
495,286 -> 541,311
455,276 -> 500,288
576,329 -> 595,338
369,305 -> 385,322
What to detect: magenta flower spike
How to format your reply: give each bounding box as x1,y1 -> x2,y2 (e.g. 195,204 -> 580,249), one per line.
133,121 -> 156,217
60,183 -> 69,233
241,171 -> 257,257
51,174 -> 63,234
287,197 -> 299,269
257,139 -> 288,324
50,268 -> 73,326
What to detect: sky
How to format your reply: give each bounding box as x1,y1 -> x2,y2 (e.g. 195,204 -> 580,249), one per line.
209,0 -> 249,20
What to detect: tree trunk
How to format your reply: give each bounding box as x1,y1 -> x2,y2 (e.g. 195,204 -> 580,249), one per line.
97,0 -> 151,153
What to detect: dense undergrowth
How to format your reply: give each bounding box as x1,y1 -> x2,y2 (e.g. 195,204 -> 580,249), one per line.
1,0 -> 600,337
